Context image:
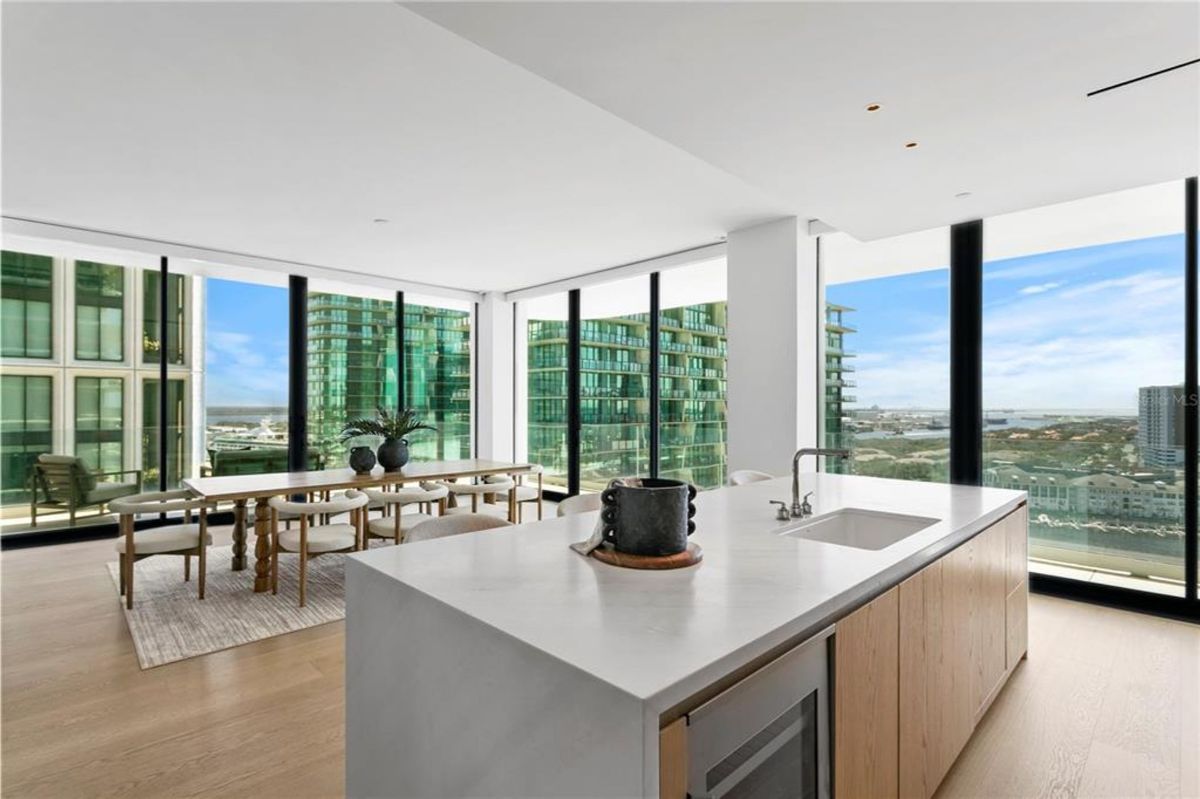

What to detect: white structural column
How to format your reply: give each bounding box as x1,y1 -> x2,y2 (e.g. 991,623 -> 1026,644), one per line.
474,291 -> 515,461
726,217 -> 820,476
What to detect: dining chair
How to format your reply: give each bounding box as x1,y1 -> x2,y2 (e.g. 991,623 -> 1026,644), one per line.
483,465 -> 544,522
404,513 -> 513,544
268,490 -> 367,607
446,476 -> 516,521
362,483 -> 449,545
556,492 -> 601,517
109,490 -> 215,609
728,469 -> 775,486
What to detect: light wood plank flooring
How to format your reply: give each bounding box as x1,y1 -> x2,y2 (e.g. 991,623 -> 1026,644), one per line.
3,533 -> 1198,798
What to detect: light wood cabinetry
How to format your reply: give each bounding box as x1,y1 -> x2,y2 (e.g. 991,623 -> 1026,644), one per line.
845,504 -> 1028,799
1005,505 -> 1029,672
971,517 -> 1009,721
897,546 -> 975,799
659,505 -> 1029,799
659,718 -> 687,799
834,587 -> 900,799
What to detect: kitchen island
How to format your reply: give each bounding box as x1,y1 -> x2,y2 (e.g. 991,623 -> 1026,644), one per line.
345,473 -> 1027,798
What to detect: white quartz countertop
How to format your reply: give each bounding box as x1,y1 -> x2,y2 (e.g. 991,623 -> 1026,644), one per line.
349,473 -> 1024,711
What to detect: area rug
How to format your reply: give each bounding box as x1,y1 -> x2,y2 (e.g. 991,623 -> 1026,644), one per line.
106,546 -> 347,669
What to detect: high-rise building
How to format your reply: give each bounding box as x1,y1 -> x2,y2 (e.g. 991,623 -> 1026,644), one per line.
404,303 -> 472,461
525,299 -> 729,491
824,303 -> 856,452
0,249 -> 199,511
659,301 -> 727,488
306,292 -> 397,467
1137,384 -> 1185,468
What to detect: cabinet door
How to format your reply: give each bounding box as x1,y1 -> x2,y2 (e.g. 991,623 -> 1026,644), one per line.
835,587 -> 899,799
899,544 -> 975,799
971,521 -> 1008,720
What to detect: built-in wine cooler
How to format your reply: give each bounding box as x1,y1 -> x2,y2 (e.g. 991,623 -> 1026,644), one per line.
685,626 -> 833,799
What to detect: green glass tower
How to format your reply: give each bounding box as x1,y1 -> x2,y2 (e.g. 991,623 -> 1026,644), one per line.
824,302 -> 856,457
404,303 -> 472,461
306,292 -> 398,467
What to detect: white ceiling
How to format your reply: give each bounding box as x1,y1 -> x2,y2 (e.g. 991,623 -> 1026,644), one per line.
411,1 -> 1200,241
2,2 -> 1197,295
0,1 -> 782,293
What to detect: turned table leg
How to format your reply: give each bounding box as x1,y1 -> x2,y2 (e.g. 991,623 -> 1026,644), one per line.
253,497 -> 272,593
231,498 -> 248,571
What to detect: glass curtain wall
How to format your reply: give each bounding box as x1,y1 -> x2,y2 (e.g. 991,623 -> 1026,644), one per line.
982,180 -> 1187,595
140,265 -> 191,490
306,288 -> 397,470
1,251 -> 53,358
142,271 -> 185,365
0,374 -> 52,506
579,276 -> 651,490
75,376 -> 123,473
522,292 -> 570,491
202,272 -> 290,477
822,229 -> 950,481
74,262 -> 124,361
659,260 -> 728,488
404,295 -> 472,461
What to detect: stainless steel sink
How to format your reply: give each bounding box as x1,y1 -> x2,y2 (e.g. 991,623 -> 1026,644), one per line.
780,508 -> 939,551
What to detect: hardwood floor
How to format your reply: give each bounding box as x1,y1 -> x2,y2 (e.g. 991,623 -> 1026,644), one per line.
936,593 -> 1200,799
3,534 -> 1197,798
2,528 -> 344,799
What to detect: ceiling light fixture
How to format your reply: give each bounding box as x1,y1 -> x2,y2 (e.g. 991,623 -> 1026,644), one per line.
865,103 -> 882,112
904,141 -> 919,149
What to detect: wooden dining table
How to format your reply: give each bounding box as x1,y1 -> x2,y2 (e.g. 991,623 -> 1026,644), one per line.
183,459 -> 534,592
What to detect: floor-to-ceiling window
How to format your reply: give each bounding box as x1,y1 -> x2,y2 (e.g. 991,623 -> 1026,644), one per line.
404,295 -> 471,461
822,228 -> 950,481
983,180 -> 1187,596
142,270 -> 185,366
579,275 -> 651,490
74,261 -> 124,362
202,270 -> 291,477
521,292 -> 570,492
659,259 -> 728,489
306,287 -> 397,470
139,263 -> 192,490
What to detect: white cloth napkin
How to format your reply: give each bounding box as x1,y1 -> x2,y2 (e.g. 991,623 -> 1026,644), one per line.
569,478 -> 644,556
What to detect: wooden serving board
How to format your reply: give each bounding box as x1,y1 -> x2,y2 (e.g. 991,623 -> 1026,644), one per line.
589,542 -> 703,570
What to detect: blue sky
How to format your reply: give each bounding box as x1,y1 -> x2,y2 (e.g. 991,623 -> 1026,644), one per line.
205,279 -> 289,407
827,233 -> 1186,411
205,234 -> 1186,412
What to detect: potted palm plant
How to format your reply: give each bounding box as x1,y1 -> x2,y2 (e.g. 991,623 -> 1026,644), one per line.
341,407 -> 436,472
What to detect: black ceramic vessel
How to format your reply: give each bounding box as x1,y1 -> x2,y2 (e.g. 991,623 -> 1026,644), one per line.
349,445 -> 376,475
600,478 -> 697,556
377,438 -> 410,472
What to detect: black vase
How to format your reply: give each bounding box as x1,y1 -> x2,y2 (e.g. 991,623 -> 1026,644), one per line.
600,478 -> 697,556
377,437 -> 409,472
349,445 -> 376,475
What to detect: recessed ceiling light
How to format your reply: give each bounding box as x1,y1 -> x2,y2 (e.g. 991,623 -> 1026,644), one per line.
903,141 -> 919,149
955,191 -> 972,199
373,218 -> 389,224
865,103 -> 882,112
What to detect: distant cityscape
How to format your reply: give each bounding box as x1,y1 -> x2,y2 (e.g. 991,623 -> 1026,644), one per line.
826,299 -> 1188,588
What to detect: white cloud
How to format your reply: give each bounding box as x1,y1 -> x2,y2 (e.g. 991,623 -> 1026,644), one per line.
1018,281 -> 1062,295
